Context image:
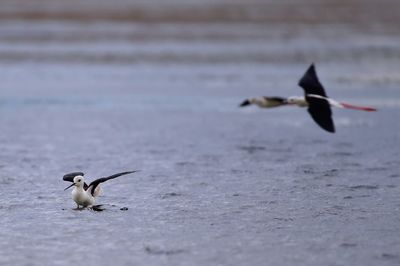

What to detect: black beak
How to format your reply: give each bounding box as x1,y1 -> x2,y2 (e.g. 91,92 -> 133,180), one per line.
64,183 -> 75,191
239,99 -> 251,107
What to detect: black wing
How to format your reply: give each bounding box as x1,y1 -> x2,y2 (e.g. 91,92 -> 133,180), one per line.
306,96 -> 335,133
299,64 -> 334,133
86,171 -> 138,196
263,96 -> 287,103
62,172 -> 89,190
298,64 -> 328,97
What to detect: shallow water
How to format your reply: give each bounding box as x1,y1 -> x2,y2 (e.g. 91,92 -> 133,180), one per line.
1,1 -> 400,265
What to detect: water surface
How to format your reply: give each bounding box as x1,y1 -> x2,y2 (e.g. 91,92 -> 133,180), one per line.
0,1 -> 400,265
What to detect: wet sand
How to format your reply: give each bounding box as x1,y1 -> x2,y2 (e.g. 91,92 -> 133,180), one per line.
0,1 -> 400,265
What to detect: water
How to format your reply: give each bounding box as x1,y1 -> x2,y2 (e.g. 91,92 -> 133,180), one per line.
0,1 -> 400,265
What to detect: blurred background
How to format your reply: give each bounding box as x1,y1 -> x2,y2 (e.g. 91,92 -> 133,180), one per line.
1,1 -> 400,265
1,0 -> 399,102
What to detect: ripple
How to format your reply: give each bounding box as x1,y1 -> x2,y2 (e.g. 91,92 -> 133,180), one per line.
380,253 -> 399,261
340,243 -> 357,248
161,192 -> 183,199
144,246 -> 187,256
237,145 -> 266,154
349,185 -> 379,190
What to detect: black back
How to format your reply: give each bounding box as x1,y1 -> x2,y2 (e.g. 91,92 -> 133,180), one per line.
87,171 -> 138,196
298,64 -> 335,133
63,172 -> 89,189
263,96 -> 286,103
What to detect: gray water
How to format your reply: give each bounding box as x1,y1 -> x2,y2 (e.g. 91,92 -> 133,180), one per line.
1,1 -> 400,265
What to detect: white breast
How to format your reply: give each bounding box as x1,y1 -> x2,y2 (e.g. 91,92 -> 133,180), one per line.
72,189 -> 95,207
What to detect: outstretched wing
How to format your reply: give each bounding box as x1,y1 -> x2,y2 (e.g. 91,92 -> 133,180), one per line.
298,64 -> 328,97
307,97 -> 335,133
62,172 -> 89,190
298,64 -> 335,133
86,171 -> 138,196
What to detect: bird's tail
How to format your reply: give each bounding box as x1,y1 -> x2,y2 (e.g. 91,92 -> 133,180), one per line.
339,102 -> 377,112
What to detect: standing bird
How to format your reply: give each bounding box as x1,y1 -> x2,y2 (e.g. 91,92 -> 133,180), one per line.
240,64 -> 376,133
63,171 -> 138,209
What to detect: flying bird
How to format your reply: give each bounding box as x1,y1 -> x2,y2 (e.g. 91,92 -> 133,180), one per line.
240,64 -> 376,133
63,171 -> 138,209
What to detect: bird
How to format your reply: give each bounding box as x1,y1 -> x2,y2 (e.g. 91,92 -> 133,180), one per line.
239,64 -> 376,133
63,171 -> 138,209
239,97 -> 288,109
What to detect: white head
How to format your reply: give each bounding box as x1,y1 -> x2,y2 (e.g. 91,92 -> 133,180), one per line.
73,176 -> 84,188
64,175 -> 85,190
240,97 -> 265,107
